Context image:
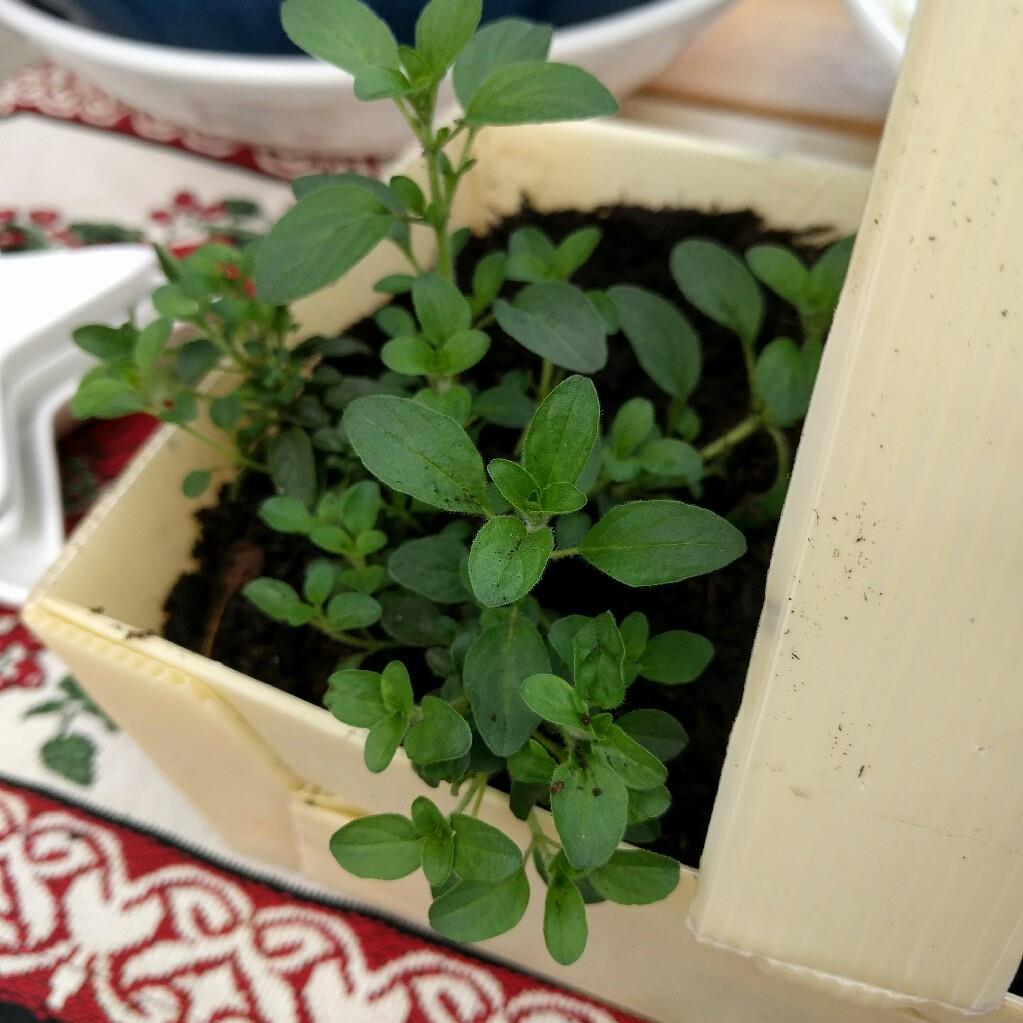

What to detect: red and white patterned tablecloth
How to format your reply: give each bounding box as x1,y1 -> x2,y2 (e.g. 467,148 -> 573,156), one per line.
0,64 -> 649,1023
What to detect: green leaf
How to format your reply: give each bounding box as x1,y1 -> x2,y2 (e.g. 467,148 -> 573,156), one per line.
638,438 -> 703,481
671,238 -> 764,345
423,832 -> 455,886
524,375 -> 600,489
175,338 -> 221,384
413,272 -> 472,343
589,849 -> 680,905
339,480 -> 381,533
599,724 -> 667,790
639,630 -> 713,684
453,18 -> 552,108
414,384 -> 473,424
544,874 -> 588,965
609,282 -> 704,396
437,329 -> 489,375
746,244 -> 808,307
243,579 -> 314,627
468,517 -> 553,607
555,512 -> 591,551
451,814 -> 522,881
330,814 -> 422,879
72,324 -> 133,360
618,611 -> 649,664
254,186 -> 393,304
281,0 -> 399,75
415,0 -> 481,73
326,592 -> 382,631
495,283 -> 608,374
551,227 -> 601,280
182,469 -> 211,498
269,428 -> 317,507
580,500 -> 746,586
617,709 -> 688,762
381,660 -> 414,716
471,251 -> 508,314
464,62 -> 618,127
611,398 -> 655,458
380,593 -> 457,647
505,227 -> 557,283
572,612 -> 626,708
429,868 -> 530,941
538,482 -> 586,516
134,319 -> 171,376
325,669 -> 387,727
209,394 -> 243,431
354,65 -> 415,101
474,384 -> 534,428
365,712 -> 407,772
487,459 -> 539,513
412,795 -> 448,835
375,304 -> 417,338
70,378 -> 144,420
389,175 -> 425,214
520,673 -> 589,729
388,534 -> 469,603
259,495 -> 314,534
507,738 -> 557,784
344,396 -> 487,513
159,389 -> 198,425
153,283 -> 200,320
41,733 -> 95,786
304,560 -> 335,606
381,336 -> 435,376
551,751 -> 628,870
405,696 -> 472,765
628,784 -> 671,824
464,611 -> 549,756
807,235 -> 854,311
753,337 -> 816,427
547,614 -> 590,669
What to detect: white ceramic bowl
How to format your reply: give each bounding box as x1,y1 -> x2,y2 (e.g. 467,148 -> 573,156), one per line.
843,0 -> 913,69
0,0 -> 735,156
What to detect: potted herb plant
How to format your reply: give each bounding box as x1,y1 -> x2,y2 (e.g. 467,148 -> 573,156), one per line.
24,0 -> 883,1017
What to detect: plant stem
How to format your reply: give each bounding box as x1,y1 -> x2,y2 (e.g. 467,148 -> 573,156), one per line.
453,773 -> 487,815
534,731 -> 565,759
537,358 -> 553,400
176,423 -> 267,473
549,546 -> 579,561
698,413 -> 764,462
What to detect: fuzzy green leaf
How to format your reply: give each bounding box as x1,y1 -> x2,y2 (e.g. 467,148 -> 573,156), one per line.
520,673 -> 589,729
638,438 -> 703,481
617,709 -> 688,762
610,398 -> 655,458
639,630 -> 713,684
269,428 -> 317,507
551,751 -> 628,871
381,336 -> 434,376
388,534 -> 470,603
344,396 -> 487,513
468,517 -> 554,607
72,324 -> 133,361
415,0 -> 481,73
175,338 -> 221,385
243,579 -> 314,627
807,235 -> 854,311
746,244 -> 808,307
181,469 -> 211,498
474,384 -> 534,428
524,374 -> 600,488
429,868 -> 530,941
134,319 -> 171,376
580,500 -> 746,586
464,62 -> 617,126
71,378 -> 145,420
413,272 -> 472,343
671,238 -> 764,345
381,660 -> 414,716
254,185 -> 393,304
608,285 -> 702,400
380,593 -> 457,647
753,337 -> 816,427
628,784 -> 671,824
304,560 -> 336,605
453,18 -> 553,108
365,712 -> 407,773
487,459 -> 539,513
438,330 -> 490,374
464,611 -> 549,756
507,738 -> 557,785
330,814 -> 422,880
325,669 -> 387,727
572,612 -> 626,708
326,592 -> 382,631
538,482 -> 586,516
495,283 -> 608,374
281,0 -> 399,75
544,874 -> 588,965
405,696 -> 472,765
598,724 -> 667,790
354,65 -> 415,101
589,849 -> 680,905
451,814 -> 522,881
259,496 -> 314,534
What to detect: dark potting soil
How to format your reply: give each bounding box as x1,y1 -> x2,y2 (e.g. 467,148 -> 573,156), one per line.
164,203 -> 833,870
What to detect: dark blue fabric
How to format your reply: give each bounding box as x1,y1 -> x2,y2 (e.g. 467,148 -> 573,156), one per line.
27,0 -> 653,54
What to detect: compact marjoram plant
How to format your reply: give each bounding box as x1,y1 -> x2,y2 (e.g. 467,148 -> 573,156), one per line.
70,0 -> 851,965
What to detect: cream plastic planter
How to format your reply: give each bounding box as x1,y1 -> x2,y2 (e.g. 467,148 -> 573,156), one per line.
23,120 -> 1023,1023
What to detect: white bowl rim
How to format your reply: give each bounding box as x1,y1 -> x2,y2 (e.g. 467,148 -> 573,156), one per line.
845,0 -> 907,67
0,0 -> 730,84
